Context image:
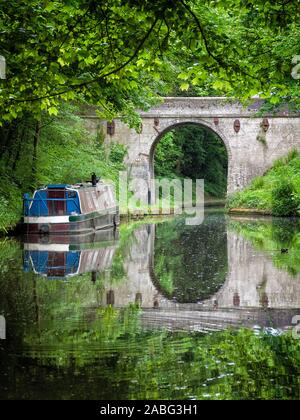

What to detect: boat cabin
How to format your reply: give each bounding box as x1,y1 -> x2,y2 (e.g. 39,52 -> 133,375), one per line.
23,180 -> 119,234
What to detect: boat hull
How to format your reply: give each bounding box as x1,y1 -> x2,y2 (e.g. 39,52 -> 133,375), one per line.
23,208 -> 119,235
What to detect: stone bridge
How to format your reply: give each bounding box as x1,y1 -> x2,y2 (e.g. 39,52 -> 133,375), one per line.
82,97 -> 300,196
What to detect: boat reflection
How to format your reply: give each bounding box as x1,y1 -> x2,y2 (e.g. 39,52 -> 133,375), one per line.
23,229 -> 118,280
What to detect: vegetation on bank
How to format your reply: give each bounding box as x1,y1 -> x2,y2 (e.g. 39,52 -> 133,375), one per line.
227,150 -> 300,217
0,104 -> 126,235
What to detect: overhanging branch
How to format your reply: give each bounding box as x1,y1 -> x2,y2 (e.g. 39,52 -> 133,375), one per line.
13,13 -> 162,104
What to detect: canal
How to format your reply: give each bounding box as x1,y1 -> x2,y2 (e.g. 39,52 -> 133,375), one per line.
1,209 -> 300,399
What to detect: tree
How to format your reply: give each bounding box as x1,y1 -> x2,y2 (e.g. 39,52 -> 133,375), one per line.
0,0 -> 299,127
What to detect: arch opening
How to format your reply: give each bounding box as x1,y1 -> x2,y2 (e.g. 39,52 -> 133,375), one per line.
150,122 -> 229,200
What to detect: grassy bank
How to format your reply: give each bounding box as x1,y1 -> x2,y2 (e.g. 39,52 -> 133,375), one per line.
227,150 -> 300,217
0,104 -> 126,235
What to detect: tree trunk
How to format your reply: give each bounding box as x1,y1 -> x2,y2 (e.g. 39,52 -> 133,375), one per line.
32,120 -> 41,184
12,121 -> 27,172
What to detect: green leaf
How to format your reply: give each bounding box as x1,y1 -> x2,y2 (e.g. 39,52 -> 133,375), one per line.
178,72 -> 189,80
57,57 -> 67,67
48,106 -> 58,116
180,82 -> 190,91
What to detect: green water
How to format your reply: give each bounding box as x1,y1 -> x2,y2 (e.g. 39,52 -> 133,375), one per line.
1,210 -> 300,400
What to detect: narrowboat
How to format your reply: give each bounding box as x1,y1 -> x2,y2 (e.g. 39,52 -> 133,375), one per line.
23,176 -> 119,235
23,229 -> 118,280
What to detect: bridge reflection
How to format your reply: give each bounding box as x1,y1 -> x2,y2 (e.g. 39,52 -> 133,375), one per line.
100,223 -> 300,331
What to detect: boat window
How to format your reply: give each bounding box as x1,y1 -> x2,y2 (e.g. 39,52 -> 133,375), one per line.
67,191 -> 77,198
47,189 -> 66,216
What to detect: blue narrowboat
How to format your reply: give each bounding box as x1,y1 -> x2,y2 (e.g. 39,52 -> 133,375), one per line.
23,177 -> 119,235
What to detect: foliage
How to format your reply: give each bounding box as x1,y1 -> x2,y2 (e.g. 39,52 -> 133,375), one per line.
227,151 -> 300,216
0,0 -> 164,126
0,0 -> 299,126
0,185 -> 22,234
154,131 -> 183,179
109,143 -> 128,165
272,182 -> 299,217
154,124 -> 228,197
172,0 -> 300,106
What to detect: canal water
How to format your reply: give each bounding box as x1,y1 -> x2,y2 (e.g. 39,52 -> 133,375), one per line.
1,209 -> 300,399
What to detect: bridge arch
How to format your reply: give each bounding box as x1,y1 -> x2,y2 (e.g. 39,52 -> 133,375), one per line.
148,118 -> 231,187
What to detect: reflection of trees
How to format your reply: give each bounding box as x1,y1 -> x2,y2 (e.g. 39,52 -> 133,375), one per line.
153,215 -> 228,302
0,240 -> 38,344
3,304 -> 300,400
104,221 -> 149,285
230,218 -> 300,276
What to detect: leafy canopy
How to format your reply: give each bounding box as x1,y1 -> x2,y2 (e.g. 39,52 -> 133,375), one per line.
0,0 -> 299,126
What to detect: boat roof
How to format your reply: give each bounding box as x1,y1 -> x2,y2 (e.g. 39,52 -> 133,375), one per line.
47,184 -> 70,189
42,182 -> 110,190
